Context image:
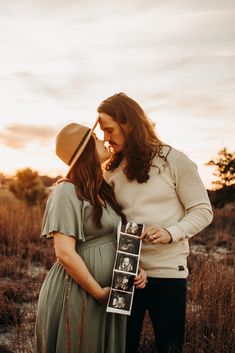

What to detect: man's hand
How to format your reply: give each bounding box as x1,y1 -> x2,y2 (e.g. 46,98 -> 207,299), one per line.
140,225 -> 172,244
134,267 -> 148,289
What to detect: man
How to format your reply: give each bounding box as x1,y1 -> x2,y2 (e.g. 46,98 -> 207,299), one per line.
97,92 -> 213,353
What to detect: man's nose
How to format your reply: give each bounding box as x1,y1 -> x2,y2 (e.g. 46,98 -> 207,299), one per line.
103,132 -> 110,141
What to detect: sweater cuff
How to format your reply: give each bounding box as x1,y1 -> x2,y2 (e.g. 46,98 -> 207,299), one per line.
166,225 -> 185,243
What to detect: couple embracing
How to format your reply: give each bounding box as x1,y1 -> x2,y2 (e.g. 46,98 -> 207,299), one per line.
34,93 -> 213,353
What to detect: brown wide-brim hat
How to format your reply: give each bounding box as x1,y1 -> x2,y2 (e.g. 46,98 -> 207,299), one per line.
55,117 -> 99,176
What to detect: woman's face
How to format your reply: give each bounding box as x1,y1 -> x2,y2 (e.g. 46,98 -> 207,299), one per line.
93,134 -> 111,163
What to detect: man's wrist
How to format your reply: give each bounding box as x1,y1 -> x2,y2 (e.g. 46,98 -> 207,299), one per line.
164,228 -> 173,243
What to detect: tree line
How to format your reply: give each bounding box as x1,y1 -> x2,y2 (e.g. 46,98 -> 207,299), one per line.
0,147 -> 234,207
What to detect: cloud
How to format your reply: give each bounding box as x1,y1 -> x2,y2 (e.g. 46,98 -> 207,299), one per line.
13,71 -> 68,101
144,89 -> 235,118
173,93 -> 233,116
0,124 -> 58,149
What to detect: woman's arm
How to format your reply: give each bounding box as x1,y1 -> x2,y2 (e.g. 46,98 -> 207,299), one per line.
53,232 -> 110,303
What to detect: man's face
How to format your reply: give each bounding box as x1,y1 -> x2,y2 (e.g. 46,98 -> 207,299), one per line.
98,112 -> 126,153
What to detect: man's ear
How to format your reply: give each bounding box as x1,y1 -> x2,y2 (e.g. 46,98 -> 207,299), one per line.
121,122 -> 130,135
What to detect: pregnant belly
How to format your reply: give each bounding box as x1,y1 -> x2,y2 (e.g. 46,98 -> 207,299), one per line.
78,239 -> 117,287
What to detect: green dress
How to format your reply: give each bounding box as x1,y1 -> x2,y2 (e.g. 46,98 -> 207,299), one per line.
34,181 -> 126,353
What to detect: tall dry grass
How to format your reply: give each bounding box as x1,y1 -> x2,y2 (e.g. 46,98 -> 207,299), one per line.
139,254 -> 234,353
0,189 -> 54,353
183,254 -> 234,353
0,189 -> 234,353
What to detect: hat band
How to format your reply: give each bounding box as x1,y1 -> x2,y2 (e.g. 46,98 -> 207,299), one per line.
68,129 -> 91,165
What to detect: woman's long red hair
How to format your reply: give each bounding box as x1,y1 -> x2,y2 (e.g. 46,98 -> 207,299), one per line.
59,136 -> 126,227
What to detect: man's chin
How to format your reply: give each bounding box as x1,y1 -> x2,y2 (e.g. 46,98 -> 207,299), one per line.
109,145 -> 121,153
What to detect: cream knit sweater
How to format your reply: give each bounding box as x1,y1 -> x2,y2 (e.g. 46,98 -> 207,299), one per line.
104,146 -> 213,278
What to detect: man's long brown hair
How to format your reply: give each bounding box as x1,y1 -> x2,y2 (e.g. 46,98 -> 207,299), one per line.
97,92 -> 169,183
60,136 -> 126,227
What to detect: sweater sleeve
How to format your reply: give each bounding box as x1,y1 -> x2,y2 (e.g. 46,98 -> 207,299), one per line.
166,151 -> 213,242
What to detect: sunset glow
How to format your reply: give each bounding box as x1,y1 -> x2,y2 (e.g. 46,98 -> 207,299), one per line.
0,0 -> 234,190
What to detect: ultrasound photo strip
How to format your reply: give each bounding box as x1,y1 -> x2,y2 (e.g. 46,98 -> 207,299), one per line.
113,271 -> 135,292
118,233 -> 141,255
115,252 -> 139,274
106,220 -> 144,316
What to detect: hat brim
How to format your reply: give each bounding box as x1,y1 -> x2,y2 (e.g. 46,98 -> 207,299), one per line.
65,117 -> 99,177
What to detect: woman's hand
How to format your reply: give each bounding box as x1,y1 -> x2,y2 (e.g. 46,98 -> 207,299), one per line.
134,267 -> 148,289
53,233 -> 111,303
140,225 -> 172,244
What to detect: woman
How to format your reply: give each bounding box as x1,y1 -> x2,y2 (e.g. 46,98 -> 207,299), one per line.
34,122 -> 147,353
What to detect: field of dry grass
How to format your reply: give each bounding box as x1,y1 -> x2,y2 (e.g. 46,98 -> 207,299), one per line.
0,188 -> 234,353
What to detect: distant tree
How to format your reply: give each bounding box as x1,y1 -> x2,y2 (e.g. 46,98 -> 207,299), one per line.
0,173 -> 6,187
206,148 -> 235,190
40,175 -> 62,187
9,168 -> 48,206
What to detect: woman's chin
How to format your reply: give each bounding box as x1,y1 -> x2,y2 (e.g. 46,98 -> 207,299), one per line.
100,153 -> 111,164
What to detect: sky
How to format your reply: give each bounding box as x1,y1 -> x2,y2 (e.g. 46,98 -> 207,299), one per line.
0,0 -> 234,189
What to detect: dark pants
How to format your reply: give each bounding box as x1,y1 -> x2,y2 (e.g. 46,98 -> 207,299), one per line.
126,278 -> 187,353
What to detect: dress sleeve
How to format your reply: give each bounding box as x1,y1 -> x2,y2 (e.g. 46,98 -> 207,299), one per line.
166,150 -> 213,242
40,182 -> 85,241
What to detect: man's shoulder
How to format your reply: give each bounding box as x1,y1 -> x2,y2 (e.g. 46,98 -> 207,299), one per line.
152,145 -> 179,164
164,147 -> 198,174
161,146 -> 191,163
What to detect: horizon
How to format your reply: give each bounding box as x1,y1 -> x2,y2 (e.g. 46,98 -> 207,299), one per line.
0,140 -> 223,191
